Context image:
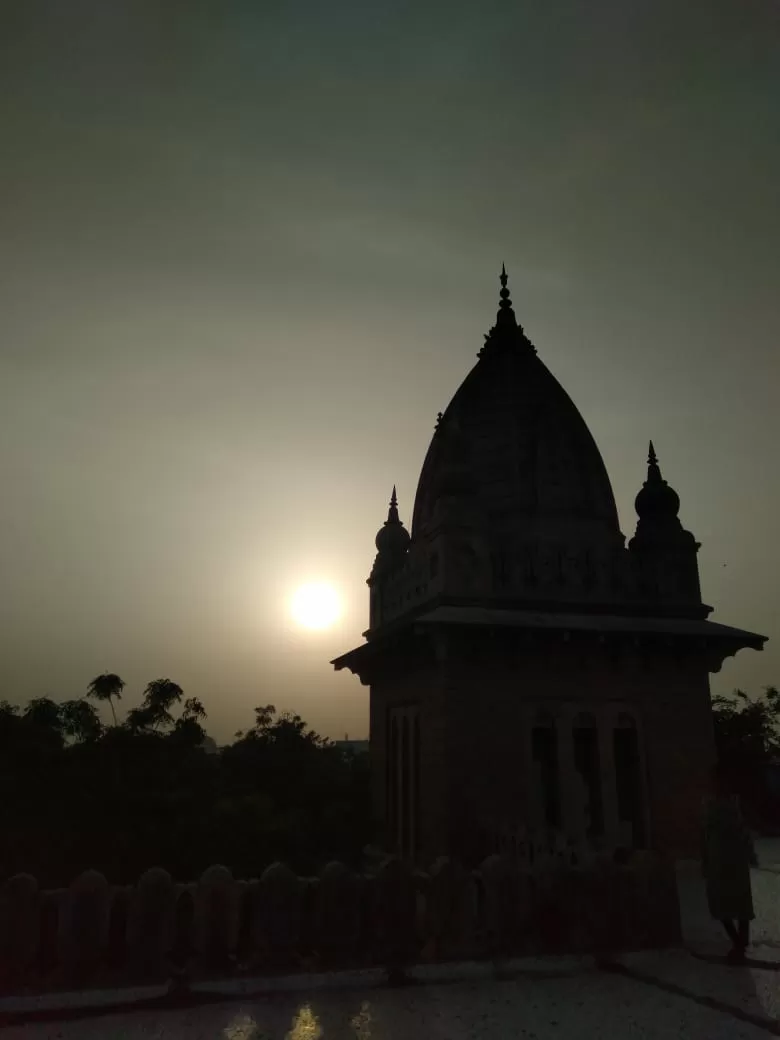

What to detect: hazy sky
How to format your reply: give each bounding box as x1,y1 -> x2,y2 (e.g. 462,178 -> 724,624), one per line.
1,0 -> 778,741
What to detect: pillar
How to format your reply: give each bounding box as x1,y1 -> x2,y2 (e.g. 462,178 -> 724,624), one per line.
558,705 -> 583,843
598,707 -> 621,851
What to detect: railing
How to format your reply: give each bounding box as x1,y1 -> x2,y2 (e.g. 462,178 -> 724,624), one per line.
0,851 -> 681,995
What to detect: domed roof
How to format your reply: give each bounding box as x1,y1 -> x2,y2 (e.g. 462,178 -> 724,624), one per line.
412,269 -> 621,546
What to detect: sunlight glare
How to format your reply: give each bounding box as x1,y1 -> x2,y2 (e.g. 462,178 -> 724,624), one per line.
290,582 -> 342,630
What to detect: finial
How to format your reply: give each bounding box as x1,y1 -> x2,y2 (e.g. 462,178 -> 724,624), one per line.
387,486 -> 399,523
647,440 -> 662,482
496,264 -> 516,326
634,439 -> 681,520
478,263 -> 533,357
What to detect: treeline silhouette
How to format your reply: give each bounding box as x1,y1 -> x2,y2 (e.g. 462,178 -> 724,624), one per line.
712,685 -> 780,829
1,679 -> 776,887
0,675 -> 371,886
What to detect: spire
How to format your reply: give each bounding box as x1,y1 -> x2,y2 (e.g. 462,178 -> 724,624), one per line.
388,485 -> 399,524
647,440 -> 662,483
373,485 -> 410,561
477,264 -> 535,358
496,263 -> 517,327
635,440 -> 680,520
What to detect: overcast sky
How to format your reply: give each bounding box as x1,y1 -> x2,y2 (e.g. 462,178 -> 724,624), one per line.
0,0 -> 778,741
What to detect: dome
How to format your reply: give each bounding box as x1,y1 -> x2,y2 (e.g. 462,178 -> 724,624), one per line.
412,269 -> 621,548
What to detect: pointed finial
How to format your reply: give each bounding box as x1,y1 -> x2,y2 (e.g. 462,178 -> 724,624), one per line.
497,264 -> 516,326
635,440 -> 681,520
388,485 -> 399,523
647,440 -> 662,482
478,263 -> 533,357
374,483 -> 410,559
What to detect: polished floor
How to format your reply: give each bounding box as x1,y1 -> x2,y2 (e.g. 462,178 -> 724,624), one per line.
4,961 -> 780,1040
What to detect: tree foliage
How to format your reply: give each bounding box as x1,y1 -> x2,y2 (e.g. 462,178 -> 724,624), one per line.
86,673 -> 125,726
712,686 -> 780,763
711,686 -> 780,824
0,679 -> 370,886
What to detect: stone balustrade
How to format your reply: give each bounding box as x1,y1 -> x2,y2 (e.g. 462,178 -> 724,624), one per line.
0,851 -> 682,995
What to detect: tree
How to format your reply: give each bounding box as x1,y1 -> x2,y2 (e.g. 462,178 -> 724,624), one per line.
712,686 -> 780,767
0,700 -> 20,748
23,697 -> 63,733
182,697 -> 206,722
171,697 -> 208,745
60,699 -> 103,743
126,678 -> 184,732
252,704 -> 277,737
20,697 -> 65,752
0,683 -> 370,885
143,678 -> 183,728
712,686 -> 780,824
87,673 -> 125,726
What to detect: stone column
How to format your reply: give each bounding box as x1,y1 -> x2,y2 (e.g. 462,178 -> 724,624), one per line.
525,705 -> 545,835
389,713 -> 401,853
598,706 -> 620,851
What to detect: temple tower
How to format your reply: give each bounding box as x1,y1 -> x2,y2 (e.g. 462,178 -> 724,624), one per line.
333,270 -> 766,863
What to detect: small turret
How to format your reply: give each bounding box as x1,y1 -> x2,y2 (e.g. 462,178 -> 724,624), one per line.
374,486 -> 411,558
367,487 -> 412,630
629,442 -> 704,614
633,441 -> 682,533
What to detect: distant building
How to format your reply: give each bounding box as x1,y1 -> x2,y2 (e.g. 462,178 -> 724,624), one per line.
334,737 -> 370,756
333,268 -> 767,864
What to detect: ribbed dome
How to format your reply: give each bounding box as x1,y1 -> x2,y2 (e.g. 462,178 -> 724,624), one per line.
412,271 -> 621,546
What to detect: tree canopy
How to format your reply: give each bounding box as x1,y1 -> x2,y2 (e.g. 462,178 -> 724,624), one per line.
711,685 -> 780,825
0,680 -> 370,886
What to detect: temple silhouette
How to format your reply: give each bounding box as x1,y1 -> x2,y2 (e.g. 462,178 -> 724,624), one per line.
333,268 -> 766,864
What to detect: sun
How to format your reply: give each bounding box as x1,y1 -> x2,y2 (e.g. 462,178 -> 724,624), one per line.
290,582 -> 342,630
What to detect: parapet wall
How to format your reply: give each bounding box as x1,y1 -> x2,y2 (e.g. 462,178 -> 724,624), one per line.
0,851 -> 682,994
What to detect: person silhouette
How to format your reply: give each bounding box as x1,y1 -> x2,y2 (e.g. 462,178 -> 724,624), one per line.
701,762 -> 758,962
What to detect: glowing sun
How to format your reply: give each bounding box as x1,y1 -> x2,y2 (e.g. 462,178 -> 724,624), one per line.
290,582 -> 342,630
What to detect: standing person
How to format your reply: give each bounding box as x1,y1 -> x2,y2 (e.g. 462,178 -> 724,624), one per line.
701,763 -> 758,963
